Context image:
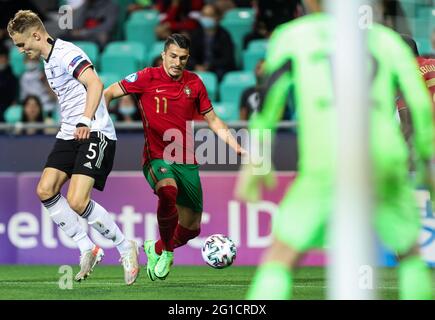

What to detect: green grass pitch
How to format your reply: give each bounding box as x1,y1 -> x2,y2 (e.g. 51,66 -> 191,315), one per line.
0,265 -> 434,299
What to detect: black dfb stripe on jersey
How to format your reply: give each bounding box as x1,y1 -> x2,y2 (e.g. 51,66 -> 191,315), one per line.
73,60 -> 92,79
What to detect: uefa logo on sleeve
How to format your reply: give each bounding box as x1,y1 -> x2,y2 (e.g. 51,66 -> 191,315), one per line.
125,73 -> 138,83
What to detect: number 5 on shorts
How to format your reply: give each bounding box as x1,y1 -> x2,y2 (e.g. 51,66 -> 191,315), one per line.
87,143 -> 98,160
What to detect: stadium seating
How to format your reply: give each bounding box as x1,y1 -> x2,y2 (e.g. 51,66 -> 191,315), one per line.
113,0 -> 136,41
125,10 -> 159,50
247,39 -> 268,52
130,8 -> 159,22
219,71 -> 256,106
416,38 -> 432,55
412,17 -> 432,38
100,41 -> 146,76
243,39 -> 268,71
4,105 -> 22,123
72,41 -> 99,68
9,47 -> 25,77
109,113 -> 118,122
99,72 -> 121,88
195,71 -> 218,102
221,8 -> 255,68
399,0 -> 416,19
147,41 -> 165,65
213,102 -> 239,121
99,72 -> 121,108
222,7 -> 255,22
242,49 -> 265,71
416,6 -> 434,18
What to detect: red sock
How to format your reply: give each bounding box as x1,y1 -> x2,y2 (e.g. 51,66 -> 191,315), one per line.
173,224 -> 200,249
156,185 -> 178,252
155,224 -> 200,255
155,240 -> 164,255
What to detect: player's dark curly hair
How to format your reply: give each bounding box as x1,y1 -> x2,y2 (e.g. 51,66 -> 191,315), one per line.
164,33 -> 191,52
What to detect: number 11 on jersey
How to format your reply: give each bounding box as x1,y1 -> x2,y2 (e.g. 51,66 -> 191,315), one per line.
154,96 -> 168,113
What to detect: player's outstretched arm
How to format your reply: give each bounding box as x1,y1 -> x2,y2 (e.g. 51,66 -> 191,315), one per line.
235,27 -> 292,202
203,109 -> 247,155
75,67 -> 104,140
104,82 -> 127,109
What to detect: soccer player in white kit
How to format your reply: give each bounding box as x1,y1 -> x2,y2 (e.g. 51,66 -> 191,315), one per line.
7,10 -> 140,285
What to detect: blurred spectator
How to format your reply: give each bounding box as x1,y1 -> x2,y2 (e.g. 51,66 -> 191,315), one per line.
17,95 -> 45,135
239,59 -> 265,120
128,0 -> 155,13
20,56 -> 58,116
243,0 -> 303,49
62,0 -> 119,49
155,0 -> 203,40
214,0 -> 235,14
374,0 -> 412,35
188,3 -> 236,81
239,59 -> 292,120
115,95 -> 141,123
0,43 -> 18,122
64,0 -> 86,10
234,0 -> 253,7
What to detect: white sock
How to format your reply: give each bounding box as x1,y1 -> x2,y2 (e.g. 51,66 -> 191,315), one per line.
82,200 -> 131,255
42,193 -> 94,253
117,239 -> 133,256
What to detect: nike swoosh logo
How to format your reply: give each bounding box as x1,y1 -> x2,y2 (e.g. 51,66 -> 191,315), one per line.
156,89 -> 166,93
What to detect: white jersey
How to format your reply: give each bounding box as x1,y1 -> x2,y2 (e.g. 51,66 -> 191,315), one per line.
43,39 -> 116,140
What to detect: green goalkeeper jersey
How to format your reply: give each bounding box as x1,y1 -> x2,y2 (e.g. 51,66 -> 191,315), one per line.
251,13 -> 433,173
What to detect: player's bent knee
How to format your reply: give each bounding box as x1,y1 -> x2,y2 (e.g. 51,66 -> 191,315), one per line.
36,182 -> 58,201
156,179 -> 177,191
67,195 -> 88,215
185,220 -> 201,230
157,185 -> 178,204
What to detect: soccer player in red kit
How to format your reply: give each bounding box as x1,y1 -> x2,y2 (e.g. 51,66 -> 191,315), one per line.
397,35 -> 435,146
104,34 -> 245,280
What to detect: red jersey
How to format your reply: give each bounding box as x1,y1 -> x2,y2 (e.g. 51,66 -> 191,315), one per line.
397,57 -> 435,111
417,57 -> 435,107
119,66 -> 213,165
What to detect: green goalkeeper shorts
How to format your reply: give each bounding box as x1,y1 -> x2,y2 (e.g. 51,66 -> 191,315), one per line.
143,159 -> 203,213
275,163 -> 421,256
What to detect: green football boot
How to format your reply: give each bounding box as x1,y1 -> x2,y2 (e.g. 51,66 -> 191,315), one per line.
154,250 -> 174,280
143,240 -> 160,281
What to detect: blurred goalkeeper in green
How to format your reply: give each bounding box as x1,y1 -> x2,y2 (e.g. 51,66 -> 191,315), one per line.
237,0 -> 434,300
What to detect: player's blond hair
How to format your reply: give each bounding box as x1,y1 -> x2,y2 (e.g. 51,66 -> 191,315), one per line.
7,10 -> 45,36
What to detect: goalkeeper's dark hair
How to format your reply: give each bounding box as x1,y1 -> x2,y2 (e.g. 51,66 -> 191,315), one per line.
400,34 -> 419,56
164,33 -> 190,52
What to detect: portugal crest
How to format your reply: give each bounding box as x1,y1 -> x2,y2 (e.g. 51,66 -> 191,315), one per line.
158,167 -> 167,174
184,85 -> 191,97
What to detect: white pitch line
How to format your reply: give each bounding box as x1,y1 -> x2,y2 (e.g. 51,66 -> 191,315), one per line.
0,282 -> 399,290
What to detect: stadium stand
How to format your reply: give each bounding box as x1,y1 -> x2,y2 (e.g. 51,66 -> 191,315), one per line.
72,41 -> 100,69
4,104 -> 22,124
101,41 -> 147,77
221,8 -> 255,68
220,71 -> 255,104
124,9 -> 159,50
195,71 -> 218,102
